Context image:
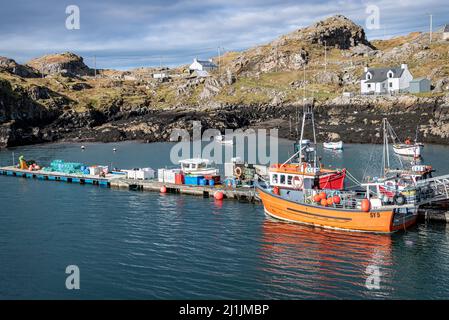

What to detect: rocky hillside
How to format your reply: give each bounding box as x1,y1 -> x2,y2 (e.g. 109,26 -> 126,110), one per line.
27,52 -> 93,77
1,15 -> 449,148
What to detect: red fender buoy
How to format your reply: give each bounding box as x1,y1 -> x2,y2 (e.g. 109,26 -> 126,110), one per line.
333,195 -> 341,204
160,186 -> 167,193
214,191 -> 224,200
361,199 -> 371,212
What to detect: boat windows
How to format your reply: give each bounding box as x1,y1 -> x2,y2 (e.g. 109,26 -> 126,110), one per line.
287,175 -> 293,185
280,175 -> 286,184
271,174 -> 278,184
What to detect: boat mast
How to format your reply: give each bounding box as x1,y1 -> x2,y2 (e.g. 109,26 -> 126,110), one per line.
382,118 -> 390,174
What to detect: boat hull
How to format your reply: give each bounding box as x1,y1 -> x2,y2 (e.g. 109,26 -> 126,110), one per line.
257,187 -> 417,233
393,144 -> 422,157
323,141 -> 343,150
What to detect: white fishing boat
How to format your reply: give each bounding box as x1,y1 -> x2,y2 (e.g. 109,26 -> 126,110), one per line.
323,141 -> 343,150
215,135 -> 234,145
392,143 -> 422,157
179,158 -> 219,176
385,122 -> 423,157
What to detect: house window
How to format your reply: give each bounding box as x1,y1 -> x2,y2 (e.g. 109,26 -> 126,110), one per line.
366,74 -> 371,80
388,72 -> 393,78
389,82 -> 393,88
367,84 -> 371,89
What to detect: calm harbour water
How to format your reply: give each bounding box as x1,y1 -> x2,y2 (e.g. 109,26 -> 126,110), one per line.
1,140 -> 449,299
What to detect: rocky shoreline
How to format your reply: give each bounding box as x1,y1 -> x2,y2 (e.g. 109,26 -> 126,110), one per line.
1,93 -> 448,148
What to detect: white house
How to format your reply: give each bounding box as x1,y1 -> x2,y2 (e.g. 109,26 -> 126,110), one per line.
360,64 -> 413,95
189,58 -> 218,72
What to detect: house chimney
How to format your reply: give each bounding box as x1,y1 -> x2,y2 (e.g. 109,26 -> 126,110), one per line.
364,66 -> 368,72
401,63 -> 408,69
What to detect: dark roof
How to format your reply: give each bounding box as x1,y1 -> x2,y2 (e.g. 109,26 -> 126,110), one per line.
196,60 -> 217,68
363,67 -> 404,83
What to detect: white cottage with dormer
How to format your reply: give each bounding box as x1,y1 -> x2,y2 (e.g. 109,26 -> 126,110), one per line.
361,64 -> 413,94
189,58 -> 218,73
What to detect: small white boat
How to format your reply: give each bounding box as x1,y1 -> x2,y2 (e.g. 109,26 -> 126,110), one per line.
215,135 -> 234,145
393,143 -> 422,157
179,158 -> 219,176
323,141 -> 343,150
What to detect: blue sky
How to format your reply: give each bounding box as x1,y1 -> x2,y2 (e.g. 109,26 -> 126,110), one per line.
0,0 -> 448,70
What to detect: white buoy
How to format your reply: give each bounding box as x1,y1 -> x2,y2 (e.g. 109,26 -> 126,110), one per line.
113,148 -> 117,152
81,145 -> 85,150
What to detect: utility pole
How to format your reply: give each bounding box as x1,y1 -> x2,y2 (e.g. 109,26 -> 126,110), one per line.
303,64 -> 306,102
217,46 -> 221,74
429,14 -> 433,44
94,55 -> 97,78
275,44 -> 278,73
160,56 -> 162,70
324,40 -> 327,73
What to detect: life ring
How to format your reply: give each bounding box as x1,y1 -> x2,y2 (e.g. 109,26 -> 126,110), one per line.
292,176 -> 304,189
234,167 -> 243,178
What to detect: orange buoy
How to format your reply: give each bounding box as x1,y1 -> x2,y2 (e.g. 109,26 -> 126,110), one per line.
160,186 -> 167,193
333,195 -> 341,204
319,192 -> 327,200
361,199 -> 371,212
214,191 -> 224,200
320,199 -> 328,206
327,197 -> 334,205
273,186 -> 280,195
313,194 -> 321,203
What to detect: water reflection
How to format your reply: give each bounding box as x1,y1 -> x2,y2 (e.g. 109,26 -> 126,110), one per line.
259,219 -> 393,299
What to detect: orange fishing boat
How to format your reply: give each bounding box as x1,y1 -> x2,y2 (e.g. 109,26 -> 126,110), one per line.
258,112 -> 419,233
257,183 -> 418,233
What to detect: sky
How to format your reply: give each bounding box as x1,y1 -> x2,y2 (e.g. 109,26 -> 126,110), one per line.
0,0 -> 448,70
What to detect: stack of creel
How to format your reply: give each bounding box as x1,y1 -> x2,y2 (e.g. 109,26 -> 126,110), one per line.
43,160 -> 86,174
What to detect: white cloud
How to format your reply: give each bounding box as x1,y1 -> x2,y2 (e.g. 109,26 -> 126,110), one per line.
0,0 -> 447,69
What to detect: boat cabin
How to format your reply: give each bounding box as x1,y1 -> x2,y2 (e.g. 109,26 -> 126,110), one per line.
180,158 -> 210,170
179,158 -> 219,175
269,163 -> 320,190
269,171 -> 316,190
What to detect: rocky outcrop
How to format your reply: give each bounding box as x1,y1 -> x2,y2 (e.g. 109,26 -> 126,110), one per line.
0,78 -> 61,147
0,56 -> 38,77
26,52 -> 93,77
301,15 -> 374,49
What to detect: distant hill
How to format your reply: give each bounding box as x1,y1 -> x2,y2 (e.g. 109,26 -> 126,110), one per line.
27,52 -> 93,77
1,14 -> 449,148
